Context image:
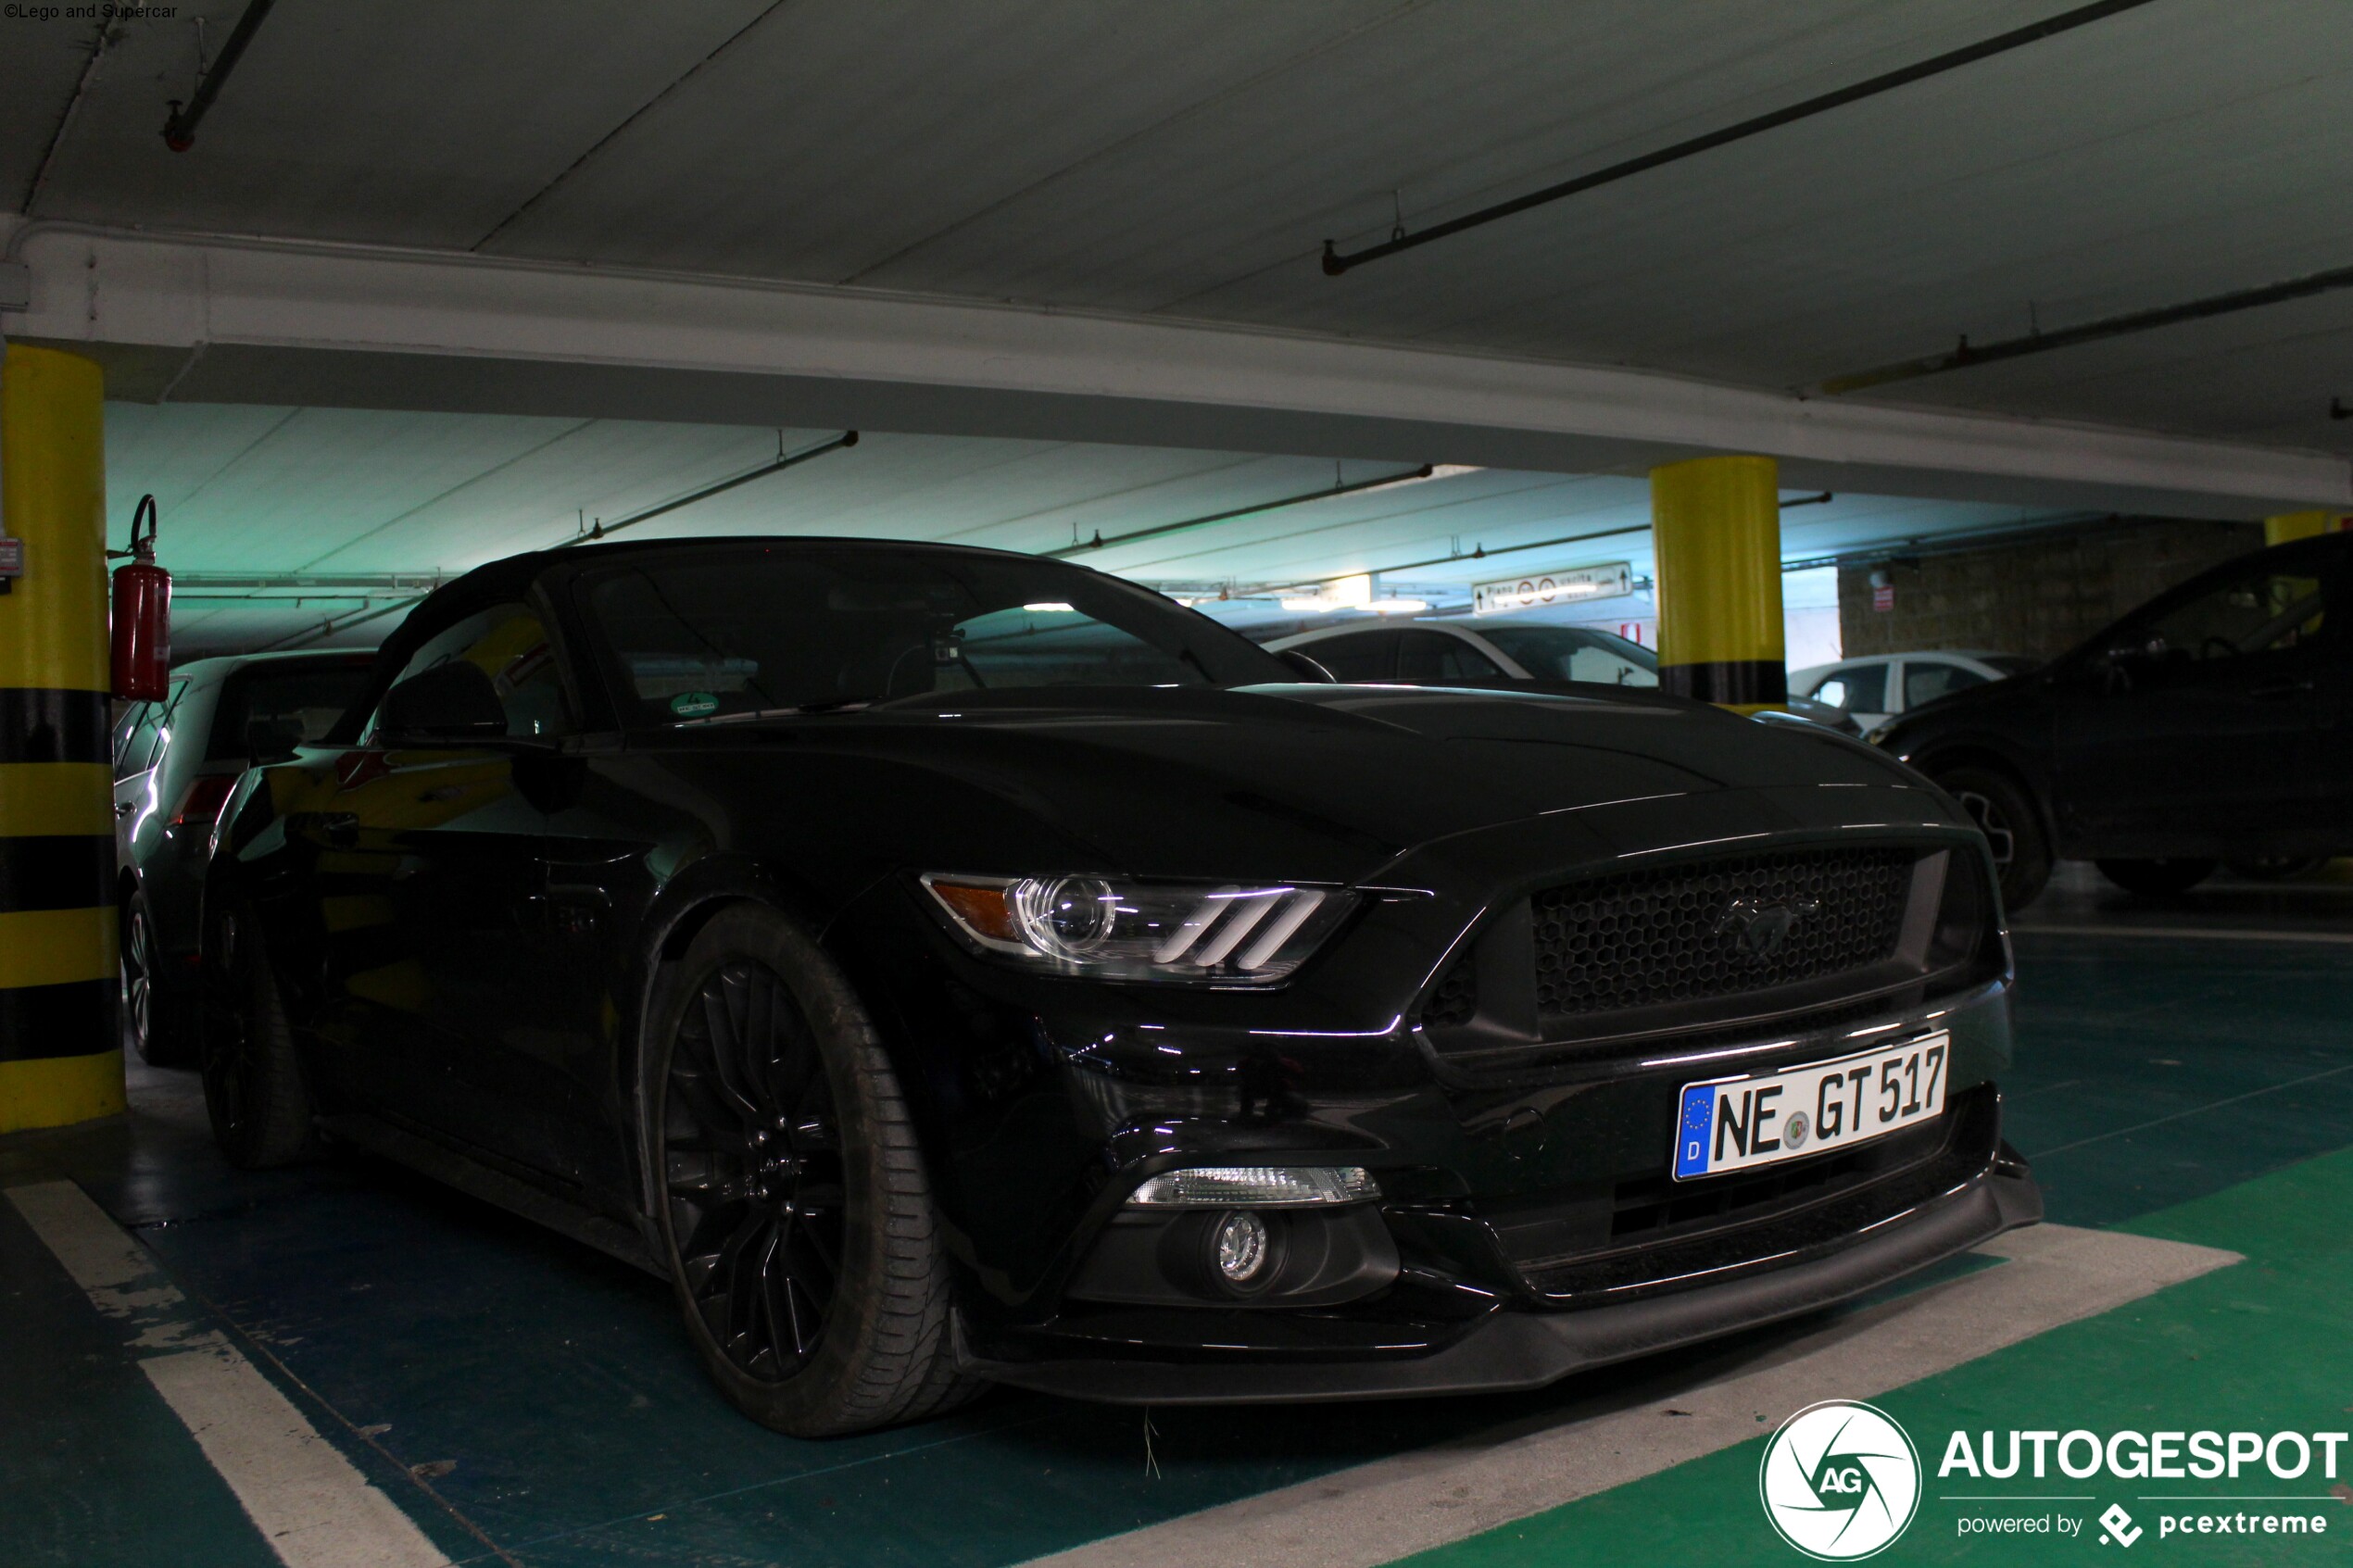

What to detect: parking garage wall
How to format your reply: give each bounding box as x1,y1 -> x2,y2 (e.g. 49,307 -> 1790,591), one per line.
1836,518 -> 2262,660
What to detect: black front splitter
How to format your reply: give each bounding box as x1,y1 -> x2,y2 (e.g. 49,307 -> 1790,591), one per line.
961,1164 -> 2043,1405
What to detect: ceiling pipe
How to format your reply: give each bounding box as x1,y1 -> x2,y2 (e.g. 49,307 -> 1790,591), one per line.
19,17 -> 125,213
1321,0 -> 2158,276
1818,260 -> 2353,395
1045,464 -> 1447,560
552,430 -> 858,547
162,0 -> 279,152
253,592 -> 430,654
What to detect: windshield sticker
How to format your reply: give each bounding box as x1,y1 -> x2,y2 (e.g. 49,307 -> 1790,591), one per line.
669,691 -> 720,719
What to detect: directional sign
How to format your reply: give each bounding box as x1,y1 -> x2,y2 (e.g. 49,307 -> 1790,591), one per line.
1470,562 -> 1632,615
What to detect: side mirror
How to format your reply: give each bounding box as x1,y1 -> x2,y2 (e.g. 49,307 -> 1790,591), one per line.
1277,648 -> 1336,683
378,663 -> 506,740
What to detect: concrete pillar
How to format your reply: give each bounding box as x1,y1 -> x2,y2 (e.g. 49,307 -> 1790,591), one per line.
0,345 -> 123,1131
2264,510 -> 2340,547
1651,454 -> 1784,712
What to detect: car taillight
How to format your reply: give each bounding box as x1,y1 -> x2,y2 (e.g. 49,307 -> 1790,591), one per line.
171,774 -> 240,827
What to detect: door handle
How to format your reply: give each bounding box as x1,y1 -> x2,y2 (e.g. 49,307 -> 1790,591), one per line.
2249,678 -> 2314,699
316,812 -> 360,847
114,799 -> 136,818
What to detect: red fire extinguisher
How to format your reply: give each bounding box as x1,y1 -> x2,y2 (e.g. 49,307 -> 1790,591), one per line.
111,494 -> 171,701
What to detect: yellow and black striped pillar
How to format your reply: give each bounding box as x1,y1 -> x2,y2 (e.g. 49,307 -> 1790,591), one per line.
2264,510 -> 2343,547
0,344 -> 123,1131
1651,454 -> 1784,713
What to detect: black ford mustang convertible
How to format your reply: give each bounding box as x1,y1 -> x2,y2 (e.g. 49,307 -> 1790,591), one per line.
200,537 -> 2039,1436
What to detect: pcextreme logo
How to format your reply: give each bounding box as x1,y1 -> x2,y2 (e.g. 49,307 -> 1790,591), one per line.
1759,1400 -> 1923,1560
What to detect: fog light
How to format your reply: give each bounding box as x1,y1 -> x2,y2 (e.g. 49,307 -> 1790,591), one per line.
1128,1165 -> 1375,1208
1213,1210 -> 1272,1286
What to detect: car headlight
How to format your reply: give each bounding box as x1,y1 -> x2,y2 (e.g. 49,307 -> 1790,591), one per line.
919,873 -> 1353,984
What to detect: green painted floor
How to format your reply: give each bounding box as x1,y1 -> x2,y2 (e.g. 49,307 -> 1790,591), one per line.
5,927 -> 2349,1567
1392,1144 -> 2353,1566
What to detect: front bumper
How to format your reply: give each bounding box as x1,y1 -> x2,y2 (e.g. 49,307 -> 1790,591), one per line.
962,1148 -> 2041,1403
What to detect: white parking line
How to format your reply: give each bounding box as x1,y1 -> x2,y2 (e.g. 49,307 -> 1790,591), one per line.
6,1180 -> 451,1568
1020,1224 -> 2239,1568
2012,923 -> 2353,945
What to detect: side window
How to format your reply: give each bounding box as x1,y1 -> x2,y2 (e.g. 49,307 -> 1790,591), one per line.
111,682 -> 189,779
1814,663 -> 1888,713
1564,642 -> 1654,686
112,703 -> 152,780
371,603 -> 574,740
2134,565 -> 2328,670
1395,630 -> 1504,682
1300,630 -> 1399,682
1902,661 -> 1987,709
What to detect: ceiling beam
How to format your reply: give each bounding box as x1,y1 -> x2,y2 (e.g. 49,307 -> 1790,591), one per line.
3,219 -> 2345,521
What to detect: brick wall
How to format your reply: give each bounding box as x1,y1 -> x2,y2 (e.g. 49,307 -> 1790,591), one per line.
1836,519 -> 2263,660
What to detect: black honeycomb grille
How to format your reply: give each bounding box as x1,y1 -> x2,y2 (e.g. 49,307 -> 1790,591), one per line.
1423,953 -> 1478,1026
1531,847 -> 1915,1022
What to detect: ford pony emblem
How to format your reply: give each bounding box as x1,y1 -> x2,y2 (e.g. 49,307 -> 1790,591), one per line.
1717,897 -> 1820,960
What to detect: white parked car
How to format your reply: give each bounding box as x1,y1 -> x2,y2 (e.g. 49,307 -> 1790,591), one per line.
1266,619 -> 1656,685
1790,650 -> 2041,732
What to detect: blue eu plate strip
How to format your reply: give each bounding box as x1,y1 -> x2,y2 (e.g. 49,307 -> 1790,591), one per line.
1675,1084 -> 1717,1179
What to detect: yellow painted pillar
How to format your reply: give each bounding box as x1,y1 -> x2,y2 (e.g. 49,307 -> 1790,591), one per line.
0,345 -> 123,1130
1651,454 -> 1784,713
2264,510 -> 2339,547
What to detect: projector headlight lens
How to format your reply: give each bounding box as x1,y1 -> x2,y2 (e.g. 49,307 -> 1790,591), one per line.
920,874 -> 1353,983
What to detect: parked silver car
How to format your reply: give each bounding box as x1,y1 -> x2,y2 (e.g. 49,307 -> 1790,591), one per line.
1265,618 -> 1656,684
113,651 -> 375,1063
1790,650 -> 2040,733
1265,618 -> 1861,732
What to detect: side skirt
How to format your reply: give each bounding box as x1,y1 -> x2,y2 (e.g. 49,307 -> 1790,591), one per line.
318,1112 -> 665,1279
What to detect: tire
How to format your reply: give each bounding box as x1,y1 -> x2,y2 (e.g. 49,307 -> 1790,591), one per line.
1933,763 -> 2053,912
2095,858 -> 2217,897
123,890 -> 193,1067
198,902 -> 319,1168
648,905 -> 980,1436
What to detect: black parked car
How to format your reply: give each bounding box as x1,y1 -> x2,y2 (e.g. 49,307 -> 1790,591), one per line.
1876,532 -> 2352,909
200,537 -> 2037,1436
112,651 -> 377,1063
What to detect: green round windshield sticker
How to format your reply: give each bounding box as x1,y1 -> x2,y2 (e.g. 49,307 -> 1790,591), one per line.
669,691 -> 720,719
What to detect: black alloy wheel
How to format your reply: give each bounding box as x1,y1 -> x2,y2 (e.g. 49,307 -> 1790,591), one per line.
662,959 -> 849,1381
123,890 -> 191,1066
1936,763 -> 2052,912
649,905 -> 978,1436
198,903 -> 318,1168
123,894 -> 158,1063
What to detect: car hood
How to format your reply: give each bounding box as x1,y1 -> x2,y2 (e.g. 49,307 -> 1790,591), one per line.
642,683 -> 1930,886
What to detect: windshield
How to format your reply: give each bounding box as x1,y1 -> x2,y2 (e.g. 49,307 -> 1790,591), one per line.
578,546 -> 1290,725
1476,624 -> 1659,686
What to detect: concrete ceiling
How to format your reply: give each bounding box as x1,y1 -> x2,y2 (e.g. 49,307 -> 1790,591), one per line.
6,1 -> 2338,655
9,0 -> 2351,448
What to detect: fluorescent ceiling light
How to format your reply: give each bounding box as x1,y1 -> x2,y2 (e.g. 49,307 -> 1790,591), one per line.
1366,598 -> 1428,615
1023,602 -> 1076,612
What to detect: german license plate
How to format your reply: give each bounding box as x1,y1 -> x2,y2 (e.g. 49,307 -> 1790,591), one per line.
1671,1032 -> 1949,1180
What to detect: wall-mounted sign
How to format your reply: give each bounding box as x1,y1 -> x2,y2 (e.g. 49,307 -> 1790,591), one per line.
1471,562 -> 1632,615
